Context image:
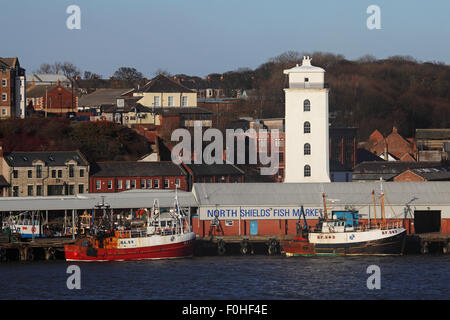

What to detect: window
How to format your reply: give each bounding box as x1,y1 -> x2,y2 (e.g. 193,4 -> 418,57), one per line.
80,169 -> 84,177
140,179 -> 146,189
304,77 -> 309,82
304,121 -> 311,134
69,165 -> 74,178
175,179 -> 180,188
28,185 -> 33,196
1,79 -> 6,87
154,96 -> 160,107
57,170 -> 62,178
168,96 -> 174,107
13,186 -> 19,197
117,180 -> 123,189
164,179 -> 169,189
36,185 -> 42,196
36,165 -> 42,178
78,184 -> 84,194
69,184 -> 75,195
126,180 -> 131,189
1,93 -> 6,101
107,180 -> 112,189
181,96 -> 188,107
96,180 -> 101,190
303,99 -> 310,112
154,179 -> 159,189
304,143 -> 311,155
28,170 -> 32,178
304,165 -> 311,177
1,109 -> 6,116
131,180 -> 136,189
51,170 -> 56,178
13,170 -> 18,179
147,179 -> 152,189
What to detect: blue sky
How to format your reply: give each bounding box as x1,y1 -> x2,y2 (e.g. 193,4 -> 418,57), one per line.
1,0 -> 449,77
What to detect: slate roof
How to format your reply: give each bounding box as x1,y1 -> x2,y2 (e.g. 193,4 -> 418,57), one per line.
352,161 -> 442,181
416,129 -> 450,140
3,151 -> 89,167
408,167 -> 450,181
184,163 -> 244,176
90,161 -> 187,177
154,107 -> 213,116
26,85 -> 58,97
140,74 -> 195,93
78,88 -> 133,107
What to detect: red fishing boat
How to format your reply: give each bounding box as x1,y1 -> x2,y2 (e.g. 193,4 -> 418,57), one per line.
65,195 -> 195,262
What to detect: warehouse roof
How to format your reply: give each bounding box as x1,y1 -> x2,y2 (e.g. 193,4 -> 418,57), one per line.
192,182 -> 450,207
0,189 -> 196,211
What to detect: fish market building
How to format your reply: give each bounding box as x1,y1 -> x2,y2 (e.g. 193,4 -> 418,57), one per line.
191,182 -> 450,237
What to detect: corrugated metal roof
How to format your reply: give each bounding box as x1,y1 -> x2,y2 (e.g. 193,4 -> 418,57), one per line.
0,190 -> 197,211
192,182 -> 450,207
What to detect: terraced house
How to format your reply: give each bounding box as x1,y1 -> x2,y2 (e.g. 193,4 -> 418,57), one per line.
0,149 -> 89,197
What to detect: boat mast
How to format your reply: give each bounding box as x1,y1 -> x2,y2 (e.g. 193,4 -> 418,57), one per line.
372,190 -> 378,227
380,180 -> 386,225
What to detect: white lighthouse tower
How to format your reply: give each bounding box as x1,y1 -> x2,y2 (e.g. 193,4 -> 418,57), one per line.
283,56 -> 330,183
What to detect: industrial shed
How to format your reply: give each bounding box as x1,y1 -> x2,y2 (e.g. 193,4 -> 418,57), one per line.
191,182 -> 450,236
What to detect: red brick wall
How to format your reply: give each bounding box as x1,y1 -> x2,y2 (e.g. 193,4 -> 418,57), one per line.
90,175 -> 188,193
30,85 -> 77,113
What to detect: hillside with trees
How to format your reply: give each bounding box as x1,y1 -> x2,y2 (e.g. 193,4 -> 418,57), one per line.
0,119 -> 152,163
180,52 -> 450,140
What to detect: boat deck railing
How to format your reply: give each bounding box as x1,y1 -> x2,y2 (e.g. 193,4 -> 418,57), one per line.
357,221 -> 403,232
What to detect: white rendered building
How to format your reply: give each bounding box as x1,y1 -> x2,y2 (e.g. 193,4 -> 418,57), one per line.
284,56 -> 330,183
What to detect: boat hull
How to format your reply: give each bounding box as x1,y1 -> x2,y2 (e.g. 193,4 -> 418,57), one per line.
65,233 -> 195,262
282,229 -> 407,256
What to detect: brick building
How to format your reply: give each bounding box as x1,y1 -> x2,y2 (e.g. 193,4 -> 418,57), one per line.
89,161 -> 188,193
26,83 -> 77,115
0,149 -> 89,197
0,57 -> 26,119
182,163 -> 245,190
365,127 -> 416,161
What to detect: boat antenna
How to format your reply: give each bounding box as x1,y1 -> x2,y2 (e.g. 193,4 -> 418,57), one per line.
322,192 -> 328,220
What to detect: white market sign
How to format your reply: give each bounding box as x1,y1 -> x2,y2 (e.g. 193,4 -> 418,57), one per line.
199,206 -> 324,220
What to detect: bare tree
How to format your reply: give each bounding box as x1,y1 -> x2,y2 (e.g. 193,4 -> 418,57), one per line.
35,61 -> 81,79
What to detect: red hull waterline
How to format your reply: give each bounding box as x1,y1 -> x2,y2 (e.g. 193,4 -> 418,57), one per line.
65,241 -> 194,262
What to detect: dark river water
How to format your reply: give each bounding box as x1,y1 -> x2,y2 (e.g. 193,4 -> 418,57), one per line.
0,255 -> 448,300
